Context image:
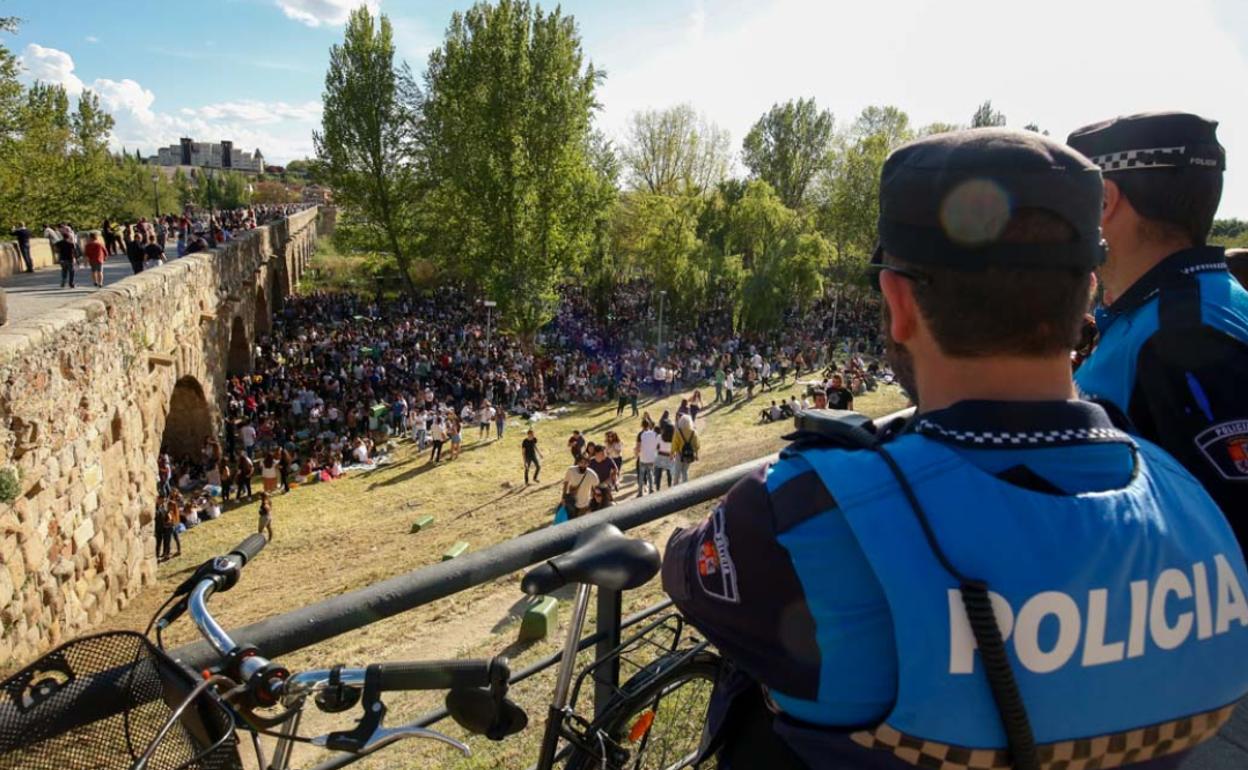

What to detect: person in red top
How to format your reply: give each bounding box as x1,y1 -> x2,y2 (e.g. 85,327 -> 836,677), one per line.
84,231 -> 107,287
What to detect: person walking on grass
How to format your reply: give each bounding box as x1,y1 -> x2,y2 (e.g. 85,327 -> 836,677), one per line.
561,452 -> 598,519
477,400 -> 492,440
429,415 -> 447,464
257,492 -> 274,540
234,450 -> 254,500
671,413 -> 700,485
495,403 -> 506,440
449,415 -> 463,459
522,429 -> 542,485
635,420 -> 659,496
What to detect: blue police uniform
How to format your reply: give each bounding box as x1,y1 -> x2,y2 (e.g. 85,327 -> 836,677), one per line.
663,400 -> 1248,769
1075,246 -> 1248,541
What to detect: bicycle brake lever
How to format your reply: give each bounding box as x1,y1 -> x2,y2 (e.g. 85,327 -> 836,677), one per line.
309,724 -> 471,757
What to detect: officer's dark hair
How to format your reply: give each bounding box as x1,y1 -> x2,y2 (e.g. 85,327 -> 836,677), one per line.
1228,248 -> 1248,289
1110,168 -> 1222,246
889,208 -> 1093,358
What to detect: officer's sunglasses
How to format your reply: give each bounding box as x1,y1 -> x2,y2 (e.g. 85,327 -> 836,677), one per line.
868,259 -> 928,293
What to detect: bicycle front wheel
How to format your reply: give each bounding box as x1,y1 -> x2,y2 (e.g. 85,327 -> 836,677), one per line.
566,651 -> 720,770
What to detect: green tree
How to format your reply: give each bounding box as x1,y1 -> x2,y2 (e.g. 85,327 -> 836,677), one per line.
971,99 -> 1006,128
620,103 -> 729,196
173,167 -> 195,209
741,97 -> 835,210
815,106 -> 913,267
419,0 -> 607,339
728,180 -> 830,331
315,6 -> 422,292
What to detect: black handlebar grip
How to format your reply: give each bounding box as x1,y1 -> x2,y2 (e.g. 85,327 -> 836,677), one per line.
230,534 -> 268,566
374,657 -> 507,692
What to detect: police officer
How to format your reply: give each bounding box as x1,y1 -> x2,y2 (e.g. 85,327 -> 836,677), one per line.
662,129 -> 1248,770
1227,248 -> 1248,288
1067,113 -> 1248,541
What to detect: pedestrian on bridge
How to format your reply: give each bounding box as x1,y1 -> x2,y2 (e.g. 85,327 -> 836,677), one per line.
85,232 -> 106,288
9,223 -> 32,273
54,234 -> 76,289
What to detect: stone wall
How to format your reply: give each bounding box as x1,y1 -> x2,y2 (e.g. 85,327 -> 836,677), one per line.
0,207 -> 328,667
0,240 -> 55,279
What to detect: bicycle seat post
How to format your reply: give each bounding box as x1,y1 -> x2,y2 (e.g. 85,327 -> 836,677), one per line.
551,581 -> 593,712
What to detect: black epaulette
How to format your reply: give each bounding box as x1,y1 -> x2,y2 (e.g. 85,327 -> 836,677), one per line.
780,409 -> 881,452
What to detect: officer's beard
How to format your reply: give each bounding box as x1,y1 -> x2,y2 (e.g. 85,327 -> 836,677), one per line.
881,302 -> 919,409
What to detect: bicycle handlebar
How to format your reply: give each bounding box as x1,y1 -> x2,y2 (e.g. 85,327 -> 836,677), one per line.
375,657 -> 506,692
230,533 -> 267,565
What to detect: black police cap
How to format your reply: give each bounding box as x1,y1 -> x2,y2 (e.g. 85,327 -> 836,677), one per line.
877,128 -> 1105,272
1067,111 -> 1225,174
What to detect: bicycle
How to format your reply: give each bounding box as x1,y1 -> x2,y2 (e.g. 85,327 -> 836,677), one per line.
517,524 -> 721,770
0,533 -> 527,770
0,524 -> 719,770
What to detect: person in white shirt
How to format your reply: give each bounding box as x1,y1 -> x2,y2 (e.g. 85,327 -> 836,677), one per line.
477,402 -> 494,440
723,371 -> 736,404
239,422 -> 257,457
410,408 -> 428,450
635,421 -> 660,496
561,454 -> 599,516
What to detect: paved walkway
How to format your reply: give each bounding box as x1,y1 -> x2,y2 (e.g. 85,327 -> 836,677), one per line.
2,256 -> 146,324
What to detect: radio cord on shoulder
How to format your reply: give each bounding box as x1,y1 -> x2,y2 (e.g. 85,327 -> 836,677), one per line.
871,443 -> 1041,770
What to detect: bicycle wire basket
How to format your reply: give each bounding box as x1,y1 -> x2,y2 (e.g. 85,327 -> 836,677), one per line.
0,630 -> 241,770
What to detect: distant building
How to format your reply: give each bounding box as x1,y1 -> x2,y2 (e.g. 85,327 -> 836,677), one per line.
302,184 -> 333,205
149,138 -> 264,173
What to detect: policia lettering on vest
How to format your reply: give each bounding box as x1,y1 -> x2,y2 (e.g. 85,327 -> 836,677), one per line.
660,129 -> 1248,770
1067,113 -> 1248,542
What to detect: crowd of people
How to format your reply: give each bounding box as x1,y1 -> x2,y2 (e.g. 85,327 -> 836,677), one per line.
148,262 -> 890,557
8,203 -> 311,290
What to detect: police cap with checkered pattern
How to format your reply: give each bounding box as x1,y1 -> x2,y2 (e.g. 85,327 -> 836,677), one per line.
877,128 -> 1106,272
1067,111 -> 1225,174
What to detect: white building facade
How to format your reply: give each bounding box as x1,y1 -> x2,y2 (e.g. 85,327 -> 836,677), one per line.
150,138 -> 264,173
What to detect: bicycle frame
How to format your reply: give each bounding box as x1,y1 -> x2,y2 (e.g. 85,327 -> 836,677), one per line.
533,581 -> 707,770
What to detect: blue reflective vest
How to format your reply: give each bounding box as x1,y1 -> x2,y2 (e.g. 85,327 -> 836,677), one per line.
788,432 -> 1248,766
1075,246 -> 1248,530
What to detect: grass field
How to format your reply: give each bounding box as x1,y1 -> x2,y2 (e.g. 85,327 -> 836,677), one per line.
96,291 -> 909,767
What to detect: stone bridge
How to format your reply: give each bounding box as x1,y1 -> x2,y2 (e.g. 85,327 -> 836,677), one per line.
0,206 -> 334,666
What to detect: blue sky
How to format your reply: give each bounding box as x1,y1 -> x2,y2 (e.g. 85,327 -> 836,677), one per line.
8,0 -> 1248,216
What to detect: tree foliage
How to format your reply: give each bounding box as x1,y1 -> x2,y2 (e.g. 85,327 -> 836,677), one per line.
971,99 -> 1007,128
418,0 -> 608,338
741,97 -> 835,210
620,104 -> 730,196
315,6 -> 422,292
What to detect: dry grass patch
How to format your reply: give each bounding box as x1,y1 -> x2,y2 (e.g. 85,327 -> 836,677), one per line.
100,381 -> 909,768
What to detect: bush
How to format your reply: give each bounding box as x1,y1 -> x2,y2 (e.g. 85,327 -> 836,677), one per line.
0,467 -> 20,504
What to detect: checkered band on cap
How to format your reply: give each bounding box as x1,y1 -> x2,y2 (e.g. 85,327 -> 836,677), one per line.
1087,145 -> 1224,172
849,703 -> 1235,770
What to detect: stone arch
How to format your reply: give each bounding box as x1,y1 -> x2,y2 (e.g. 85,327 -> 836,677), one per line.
227,316 -> 250,375
162,376 -> 212,463
255,285 -> 271,337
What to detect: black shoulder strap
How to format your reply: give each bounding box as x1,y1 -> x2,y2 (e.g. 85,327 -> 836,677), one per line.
1158,270 -> 1203,330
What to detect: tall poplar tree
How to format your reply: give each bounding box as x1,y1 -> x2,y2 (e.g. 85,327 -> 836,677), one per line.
315,6 -> 422,292
419,0 -> 608,339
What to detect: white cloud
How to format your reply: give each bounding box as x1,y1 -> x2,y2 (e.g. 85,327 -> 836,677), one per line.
18,43 -> 84,95
589,0 -> 1248,217
190,100 -> 322,125
85,35 -> 99,44
274,0 -> 378,28
14,44 -> 320,164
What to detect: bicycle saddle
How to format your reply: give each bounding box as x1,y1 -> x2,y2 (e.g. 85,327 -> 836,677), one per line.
521,525 -> 660,595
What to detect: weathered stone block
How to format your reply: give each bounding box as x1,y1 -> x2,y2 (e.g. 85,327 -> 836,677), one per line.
73,517 -> 94,550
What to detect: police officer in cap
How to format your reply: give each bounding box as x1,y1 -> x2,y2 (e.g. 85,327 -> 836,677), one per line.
1068,113 -> 1248,541
662,128 -> 1248,770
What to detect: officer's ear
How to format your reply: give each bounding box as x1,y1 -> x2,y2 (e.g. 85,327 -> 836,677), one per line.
1101,178 -> 1122,228
879,268 -> 919,344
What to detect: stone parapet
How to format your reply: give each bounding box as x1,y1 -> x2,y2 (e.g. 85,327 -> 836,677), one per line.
0,207 -> 325,668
